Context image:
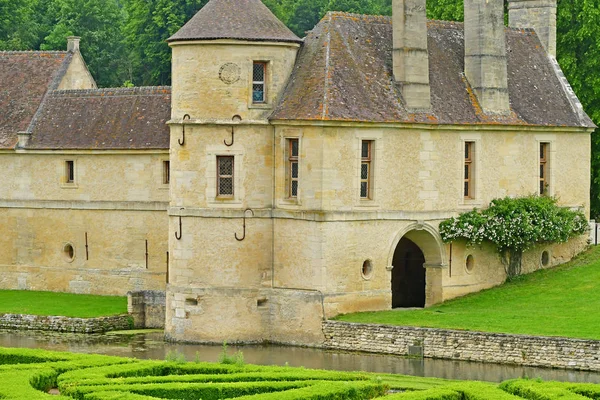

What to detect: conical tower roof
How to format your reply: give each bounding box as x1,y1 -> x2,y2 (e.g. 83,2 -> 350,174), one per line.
168,0 -> 302,44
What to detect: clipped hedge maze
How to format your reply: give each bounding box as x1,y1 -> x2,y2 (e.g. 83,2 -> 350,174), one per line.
1,347 -> 600,399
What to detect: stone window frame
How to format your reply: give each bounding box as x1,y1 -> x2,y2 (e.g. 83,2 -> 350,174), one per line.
206,146 -> 244,207
159,158 -> 170,189
286,138 -> 300,199
354,131 -> 383,208
360,140 -> 374,200
277,130 -> 303,208
248,59 -> 273,110
459,134 -> 482,207
535,134 -> 556,197
61,158 -> 78,189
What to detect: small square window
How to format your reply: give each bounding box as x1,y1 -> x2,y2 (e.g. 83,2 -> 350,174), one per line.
253,62 -> 267,103
217,156 -> 234,197
65,160 -> 75,184
163,160 -> 170,185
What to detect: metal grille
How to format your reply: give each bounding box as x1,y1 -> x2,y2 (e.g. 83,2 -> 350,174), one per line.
360,182 -> 368,198
253,62 -> 266,103
361,163 -> 369,180
361,141 -> 370,158
217,156 -> 234,196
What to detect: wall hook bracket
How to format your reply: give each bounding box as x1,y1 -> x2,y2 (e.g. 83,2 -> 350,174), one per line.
225,115 -> 242,147
179,114 -> 191,146
175,208 -> 185,240
235,208 -> 254,241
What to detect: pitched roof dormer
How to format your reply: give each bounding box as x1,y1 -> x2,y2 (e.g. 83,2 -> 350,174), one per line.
167,0 -> 302,44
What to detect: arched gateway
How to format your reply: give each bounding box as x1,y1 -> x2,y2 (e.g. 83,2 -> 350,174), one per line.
389,223 -> 447,308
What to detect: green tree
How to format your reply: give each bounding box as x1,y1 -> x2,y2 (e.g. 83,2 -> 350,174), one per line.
40,0 -> 127,87
121,0 -> 208,86
0,0 -> 40,50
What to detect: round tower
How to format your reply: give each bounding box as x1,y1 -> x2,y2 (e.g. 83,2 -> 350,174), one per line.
165,0 -> 305,343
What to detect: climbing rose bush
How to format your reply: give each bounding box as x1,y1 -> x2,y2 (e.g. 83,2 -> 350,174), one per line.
439,196 -> 588,279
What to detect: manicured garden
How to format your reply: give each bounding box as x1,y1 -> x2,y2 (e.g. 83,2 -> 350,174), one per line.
337,245 -> 600,340
1,347 -> 599,399
0,290 -> 127,318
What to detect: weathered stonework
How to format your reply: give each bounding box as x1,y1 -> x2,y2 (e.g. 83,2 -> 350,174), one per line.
0,314 -> 131,333
323,321 -> 600,372
128,290 -> 166,329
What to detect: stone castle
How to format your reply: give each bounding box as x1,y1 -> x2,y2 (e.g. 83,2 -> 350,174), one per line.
0,0 -> 593,345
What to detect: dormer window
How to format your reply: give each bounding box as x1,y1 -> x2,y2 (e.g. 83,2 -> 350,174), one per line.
252,62 -> 267,103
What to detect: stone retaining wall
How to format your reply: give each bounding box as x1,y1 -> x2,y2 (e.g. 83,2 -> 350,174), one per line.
0,314 -> 132,333
322,321 -> 600,372
128,290 -> 166,329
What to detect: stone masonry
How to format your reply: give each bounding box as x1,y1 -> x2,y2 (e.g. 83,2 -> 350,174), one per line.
0,314 -> 132,333
323,321 -> 600,372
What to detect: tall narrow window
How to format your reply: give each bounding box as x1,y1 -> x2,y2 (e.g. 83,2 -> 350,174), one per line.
464,142 -> 474,199
540,143 -> 549,195
287,138 -> 299,198
65,160 -> 75,184
253,62 -> 267,103
163,160 -> 170,185
361,140 -> 373,199
217,156 -> 234,197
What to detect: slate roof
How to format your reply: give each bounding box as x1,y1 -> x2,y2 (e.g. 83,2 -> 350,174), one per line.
0,51 -> 71,149
272,13 -> 594,128
27,87 -> 171,150
168,0 -> 302,44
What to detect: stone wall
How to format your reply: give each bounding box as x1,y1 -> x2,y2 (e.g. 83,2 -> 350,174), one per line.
0,314 -> 132,333
128,290 -> 166,329
323,321 -> 600,371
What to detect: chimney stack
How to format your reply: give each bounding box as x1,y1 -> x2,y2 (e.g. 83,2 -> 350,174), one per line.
67,36 -> 80,53
464,0 -> 510,114
392,0 -> 431,111
508,0 -> 557,57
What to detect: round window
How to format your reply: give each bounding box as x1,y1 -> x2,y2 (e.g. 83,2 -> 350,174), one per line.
361,260 -> 373,279
541,250 -> 550,268
63,243 -> 75,262
465,254 -> 475,272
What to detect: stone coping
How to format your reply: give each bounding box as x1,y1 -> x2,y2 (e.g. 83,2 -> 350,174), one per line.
322,321 -> 600,372
0,313 -> 132,334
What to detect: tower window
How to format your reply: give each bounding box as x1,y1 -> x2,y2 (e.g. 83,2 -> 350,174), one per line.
540,143 -> 549,195
253,62 -> 267,103
217,156 -> 234,197
360,140 -> 373,199
464,142 -> 474,199
287,138 -> 299,198
65,160 -> 75,184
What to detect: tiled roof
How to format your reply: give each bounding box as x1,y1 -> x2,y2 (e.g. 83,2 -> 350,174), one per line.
27,87 -> 171,150
0,51 -> 71,149
271,13 -> 594,128
168,0 -> 302,44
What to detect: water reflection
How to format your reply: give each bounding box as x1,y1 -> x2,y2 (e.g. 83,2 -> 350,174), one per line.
1,329 -> 599,384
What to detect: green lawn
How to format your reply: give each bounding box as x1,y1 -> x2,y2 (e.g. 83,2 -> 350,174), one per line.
0,290 -> 127,318
336,246 -> 600,340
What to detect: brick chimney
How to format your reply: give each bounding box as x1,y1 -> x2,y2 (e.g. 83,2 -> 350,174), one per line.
464,0 -> 510,114
67,36 -> 80,53
392,0 -> 431,111
508,0 -> 556,56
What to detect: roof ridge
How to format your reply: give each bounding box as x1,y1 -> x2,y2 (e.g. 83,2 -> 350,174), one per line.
50,86 -> 172,97
0,50 -> 68,55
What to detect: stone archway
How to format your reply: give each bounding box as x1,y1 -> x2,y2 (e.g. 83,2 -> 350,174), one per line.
388,223 -> 447,308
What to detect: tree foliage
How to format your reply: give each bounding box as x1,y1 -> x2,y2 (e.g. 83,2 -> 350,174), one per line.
439,196 -> 588,279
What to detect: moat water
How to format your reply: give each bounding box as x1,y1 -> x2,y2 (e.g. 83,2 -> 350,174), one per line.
2,329 -> 600,384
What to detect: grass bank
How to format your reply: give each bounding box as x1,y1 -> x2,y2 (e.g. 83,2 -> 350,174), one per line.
336,246 -> 600,340
0,290 -> 127,318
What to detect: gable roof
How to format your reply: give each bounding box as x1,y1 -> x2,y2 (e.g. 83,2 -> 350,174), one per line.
27,87 -> 171,150
272,13 -> 594,128
0,51 -> 72,149
168,0 -> 302,44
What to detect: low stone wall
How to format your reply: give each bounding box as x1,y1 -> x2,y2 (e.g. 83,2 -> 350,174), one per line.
323,321 -> 600,372
128,290 -> 166,329
0,314 -> 132,333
